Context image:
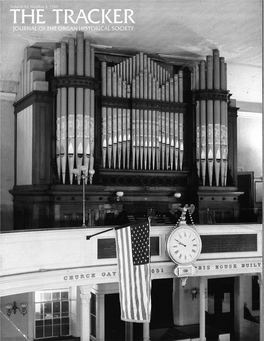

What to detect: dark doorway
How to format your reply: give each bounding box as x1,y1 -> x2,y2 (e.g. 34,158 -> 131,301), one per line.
105,293 -> 143,341
105,280 -> 174,340
105,293 -> 125,341
150,278 -> 174,329
206,277 -> 235,340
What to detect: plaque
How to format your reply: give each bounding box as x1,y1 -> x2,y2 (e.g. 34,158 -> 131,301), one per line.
201,234 -> 257,253
97,236 -> 160,259
98,238 -> 116,259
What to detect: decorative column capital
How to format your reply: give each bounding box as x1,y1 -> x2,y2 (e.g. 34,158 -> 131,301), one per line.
80,285 -> 93,295
80,293 -> 91,307
80,285 -> 93,306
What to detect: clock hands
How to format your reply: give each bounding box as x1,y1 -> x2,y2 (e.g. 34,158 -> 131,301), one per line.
167,222 -> 202,266
174,239 -> 186,247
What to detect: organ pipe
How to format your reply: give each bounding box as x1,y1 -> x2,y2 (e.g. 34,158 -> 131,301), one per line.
89,46 -> 95,184
68,37 -> 76,185
54,31 -> 95,185
193,49 -> 229,186
101,51 -> 185,171
60,42 -> 67,185
55,48 -> 61,184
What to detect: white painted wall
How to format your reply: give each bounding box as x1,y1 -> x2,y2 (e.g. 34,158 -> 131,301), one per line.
0,293 -> 29,341
237,112 -> 262,177
228,63 -> 262,104
173,276 -> 200,325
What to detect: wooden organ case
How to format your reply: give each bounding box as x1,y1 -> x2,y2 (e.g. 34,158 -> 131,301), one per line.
11,32 -> 241,229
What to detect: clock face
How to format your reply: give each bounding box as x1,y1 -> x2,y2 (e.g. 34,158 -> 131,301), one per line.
167,226 -> 202,265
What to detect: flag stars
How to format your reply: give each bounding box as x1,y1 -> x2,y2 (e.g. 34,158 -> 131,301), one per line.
131,223 -> 150,265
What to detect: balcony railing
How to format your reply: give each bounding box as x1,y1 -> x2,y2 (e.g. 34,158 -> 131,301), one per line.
51,207 -> 263,228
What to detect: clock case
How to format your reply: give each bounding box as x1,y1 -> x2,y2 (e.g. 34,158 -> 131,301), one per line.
166,215 -> 202,266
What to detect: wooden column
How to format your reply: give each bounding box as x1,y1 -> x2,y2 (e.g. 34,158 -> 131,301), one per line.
234,275 -> 245,340
125,322 -> 133,341
199,277 -> 206,341
70,286 -> 78,337
143,322 -> 150,341
96,293 -> 105,341
80,285 -> 92,341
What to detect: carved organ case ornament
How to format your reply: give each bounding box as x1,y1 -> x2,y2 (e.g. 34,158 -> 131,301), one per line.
101,52 -> 185,172
191,49 -> 229,187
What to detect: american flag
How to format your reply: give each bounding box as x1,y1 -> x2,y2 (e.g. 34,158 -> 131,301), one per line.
115,220 -> 151,322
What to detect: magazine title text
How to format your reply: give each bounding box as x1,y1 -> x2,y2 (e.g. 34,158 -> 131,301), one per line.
10,8 -> 135,25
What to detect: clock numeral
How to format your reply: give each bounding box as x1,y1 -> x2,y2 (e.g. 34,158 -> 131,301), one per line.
167,226 -> 201,265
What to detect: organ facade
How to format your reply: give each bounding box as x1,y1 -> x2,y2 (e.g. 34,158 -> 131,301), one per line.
12,30 -> 241,230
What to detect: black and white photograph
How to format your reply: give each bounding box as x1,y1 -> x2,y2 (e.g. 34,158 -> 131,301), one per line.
0,1 -> 262,340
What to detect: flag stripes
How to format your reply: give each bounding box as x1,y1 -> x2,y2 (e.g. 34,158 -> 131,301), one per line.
115,221 -> 151,322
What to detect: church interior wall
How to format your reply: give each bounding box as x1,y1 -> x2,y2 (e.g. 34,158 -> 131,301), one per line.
237,112 -> 262,177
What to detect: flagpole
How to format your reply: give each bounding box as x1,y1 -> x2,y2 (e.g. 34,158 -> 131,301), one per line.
86,227 -> 114,240
86,218 -> 151,240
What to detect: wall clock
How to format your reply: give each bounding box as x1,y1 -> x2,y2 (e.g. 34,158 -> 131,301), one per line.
166,222 -> 202,265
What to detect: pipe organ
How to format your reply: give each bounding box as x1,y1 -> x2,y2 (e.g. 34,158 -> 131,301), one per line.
101,53 -> 185,172
192,49 -> 229,187
12,31 -> 241,229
